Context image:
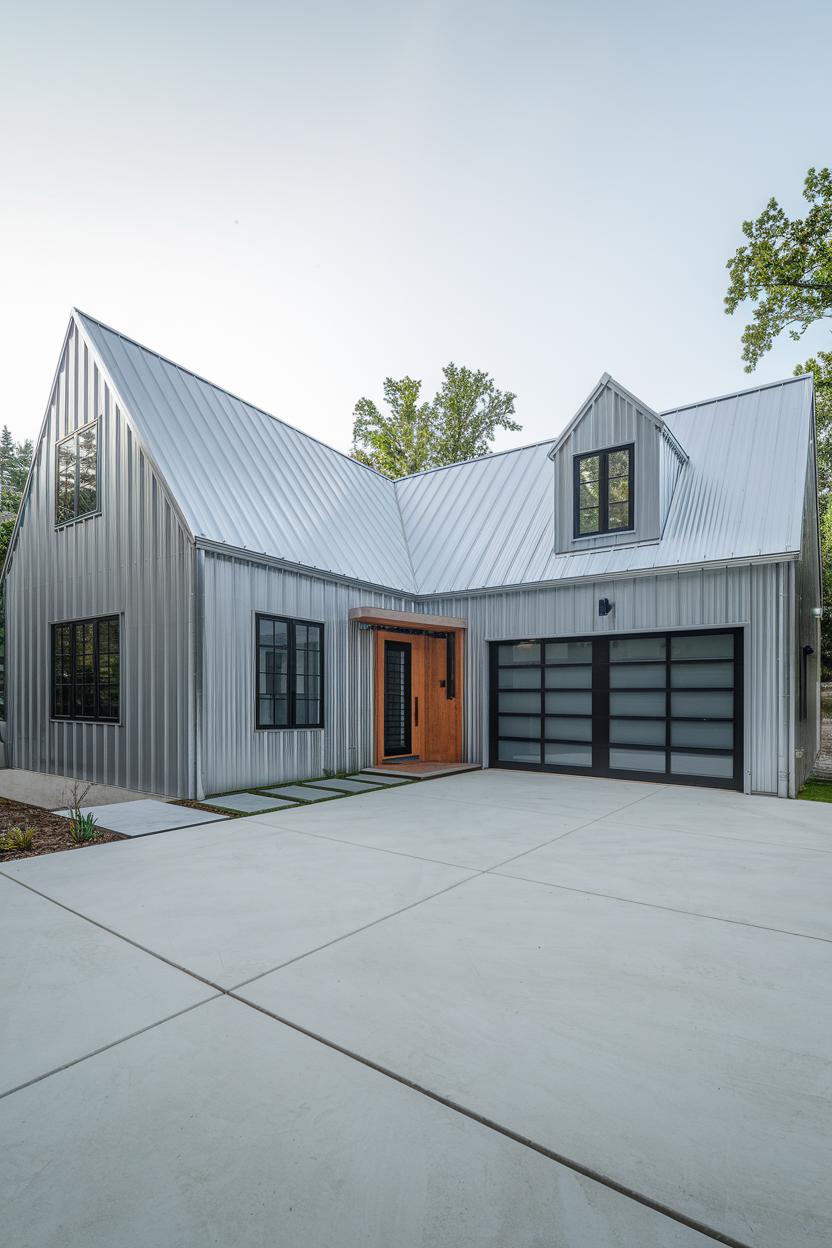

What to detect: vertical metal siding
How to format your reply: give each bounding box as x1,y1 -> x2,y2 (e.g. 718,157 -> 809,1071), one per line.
552,385 -> 666,553
419,562 -> 786,795
199,552 -> 409,795
5,322 -> 194,797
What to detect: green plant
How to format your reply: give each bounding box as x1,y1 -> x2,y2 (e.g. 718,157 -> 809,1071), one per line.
797,778 -> 832,803
68,812 -> 100,844
0,826 -> 35,852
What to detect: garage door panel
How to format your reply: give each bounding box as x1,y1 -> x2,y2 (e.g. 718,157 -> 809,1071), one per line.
491,629 -> 742,791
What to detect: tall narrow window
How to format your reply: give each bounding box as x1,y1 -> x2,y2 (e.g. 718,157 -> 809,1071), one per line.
256,614 -> 324,729
573,444 -> 634,537
56,421 -> 98,524
51,615 -> 120,722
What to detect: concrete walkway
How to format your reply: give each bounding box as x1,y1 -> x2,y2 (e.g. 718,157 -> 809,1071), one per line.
0,767 -> 158,809
1,771 -> 830,1247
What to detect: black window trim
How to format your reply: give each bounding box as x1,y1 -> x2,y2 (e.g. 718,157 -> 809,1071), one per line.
573,441 -> 634,539
255,612 -> 325,730
55,418 -> 101,529
50,612 -> 121,724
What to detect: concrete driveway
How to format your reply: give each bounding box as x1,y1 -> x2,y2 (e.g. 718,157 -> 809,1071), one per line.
1,771 -> 830,1248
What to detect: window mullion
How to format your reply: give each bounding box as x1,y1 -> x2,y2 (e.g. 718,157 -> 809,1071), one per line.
600,450 -> 609,532
288,621 -> 296,728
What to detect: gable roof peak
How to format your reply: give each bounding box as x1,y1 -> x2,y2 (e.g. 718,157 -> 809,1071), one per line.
547,372 -> 666,461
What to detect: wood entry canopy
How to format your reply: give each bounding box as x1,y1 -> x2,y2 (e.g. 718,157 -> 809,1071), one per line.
349,607 -> 467,632
350,608 -> 466,767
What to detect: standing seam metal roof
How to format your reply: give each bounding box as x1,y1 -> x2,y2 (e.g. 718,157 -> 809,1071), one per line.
75,311 -> 813,597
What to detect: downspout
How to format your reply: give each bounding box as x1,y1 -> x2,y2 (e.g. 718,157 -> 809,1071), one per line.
192,545 -> 205,801
777,561 -> 794,798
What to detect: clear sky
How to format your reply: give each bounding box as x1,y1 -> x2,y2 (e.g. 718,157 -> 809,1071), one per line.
1,0 -> 830,451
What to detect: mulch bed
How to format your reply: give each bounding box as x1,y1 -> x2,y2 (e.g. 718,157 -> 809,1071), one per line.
0,797 -> 123,862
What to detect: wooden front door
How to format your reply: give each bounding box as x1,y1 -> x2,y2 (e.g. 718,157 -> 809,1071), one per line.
374,629 -> 463,765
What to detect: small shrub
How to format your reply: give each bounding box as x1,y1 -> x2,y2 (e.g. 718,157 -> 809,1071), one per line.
69,812 -> 100,844
0,827 -> 35,852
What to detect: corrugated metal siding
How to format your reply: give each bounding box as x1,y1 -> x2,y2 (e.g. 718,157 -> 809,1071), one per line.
200,552 -> 409,795
77,312 -> 416,592
552,383 -> 664,553
418,562 -> 787,796
5,322 -> 194,797
794,445 -> 822,790
659,428 -> 685,532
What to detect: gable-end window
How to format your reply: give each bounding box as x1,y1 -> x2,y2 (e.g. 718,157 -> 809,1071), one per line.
573,443 -> 634,537
52,615 -> 120,722
56,421 -> 98,525
256,614 -> 324,729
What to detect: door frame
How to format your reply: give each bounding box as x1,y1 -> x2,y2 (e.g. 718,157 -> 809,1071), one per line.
488,626 -> 744,791
373,625 -> 464,766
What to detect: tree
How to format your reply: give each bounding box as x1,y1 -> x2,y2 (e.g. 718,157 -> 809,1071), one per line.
351,364 -> 519,477
724,167 -> 832,371
725,168 -> 832,679
0,427 -> 33,567
795,352 -> 832,676
350,376 -> 435,478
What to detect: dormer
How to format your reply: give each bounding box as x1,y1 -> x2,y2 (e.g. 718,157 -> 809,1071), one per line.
550,374 -> 687,555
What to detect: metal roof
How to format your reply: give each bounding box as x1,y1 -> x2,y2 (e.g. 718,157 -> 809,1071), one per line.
74,312 -> 813,597
76,311 -> 416,592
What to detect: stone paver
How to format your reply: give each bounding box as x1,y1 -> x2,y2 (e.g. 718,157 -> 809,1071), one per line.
202,792 -> 298,814
54,798 -> 226,837
303,778 -> 386,794
1,996 -> 712,1248
259,784 -> 342,803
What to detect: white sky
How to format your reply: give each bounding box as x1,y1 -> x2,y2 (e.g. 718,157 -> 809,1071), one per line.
1,0 -> 830,450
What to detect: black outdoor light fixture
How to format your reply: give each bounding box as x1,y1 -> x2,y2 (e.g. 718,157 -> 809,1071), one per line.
598,598 -> 614,617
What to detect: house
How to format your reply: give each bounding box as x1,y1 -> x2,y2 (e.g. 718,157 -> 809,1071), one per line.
2,310 -> 821,800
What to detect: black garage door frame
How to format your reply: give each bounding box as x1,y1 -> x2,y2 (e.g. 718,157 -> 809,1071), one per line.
489,626 -> 744,791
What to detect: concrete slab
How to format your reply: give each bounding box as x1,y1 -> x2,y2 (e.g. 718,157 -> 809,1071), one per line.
0,876 -> 214,1095
53,798 -> 227,836
353,771 -> 412,786
251,785 -> 589,869
240,871 -> 832,1248
0,768 -> 157,810
201,792 -> 298,813
417,768 -> 664,817
2,825 -> 471,988
612,784 -> 832,853
0,995 -> 713,1248
303,778 -> 386,794
259,784 -> 343,802
495,819 -> 832,938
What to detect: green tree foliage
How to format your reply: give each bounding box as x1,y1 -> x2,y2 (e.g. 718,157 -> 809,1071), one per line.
351,364 -> 519,478
725,167 -> 832,371
0,427 -> 33,569
795,352 -> 832,675
725,168 -> 832,677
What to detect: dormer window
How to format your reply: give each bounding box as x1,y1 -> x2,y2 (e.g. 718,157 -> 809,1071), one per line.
573,443 -> 633,537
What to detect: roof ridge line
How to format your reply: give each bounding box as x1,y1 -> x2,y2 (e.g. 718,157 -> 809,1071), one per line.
72,307 -> 395,484
662,372 -> 811,416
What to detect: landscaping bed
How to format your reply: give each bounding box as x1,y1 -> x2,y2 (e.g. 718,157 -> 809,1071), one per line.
0,797 -> 123,862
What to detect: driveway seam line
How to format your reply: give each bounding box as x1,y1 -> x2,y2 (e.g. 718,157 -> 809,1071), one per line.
226,993 -> 755,1248
489,868 -> 832,943
596,820 -> 832,856
227,870 -> 481,992
0,995 -> 222,1102
0,870 -> 228,991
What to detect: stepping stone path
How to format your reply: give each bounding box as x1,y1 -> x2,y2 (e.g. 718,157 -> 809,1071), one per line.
304,779 -> 385,794
259,785 -> 343,803
202,793 -> 299,814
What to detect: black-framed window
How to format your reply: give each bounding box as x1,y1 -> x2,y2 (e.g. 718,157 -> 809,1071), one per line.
52,615 -> 120,722
574,443 -> 633,537
56,421 -> 99,525
256,614 -> 324,729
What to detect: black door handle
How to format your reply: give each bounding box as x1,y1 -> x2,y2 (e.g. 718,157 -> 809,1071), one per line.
414,696 -> 419,727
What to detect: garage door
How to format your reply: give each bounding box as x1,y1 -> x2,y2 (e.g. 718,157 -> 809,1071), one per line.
490,629 -> 743,790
